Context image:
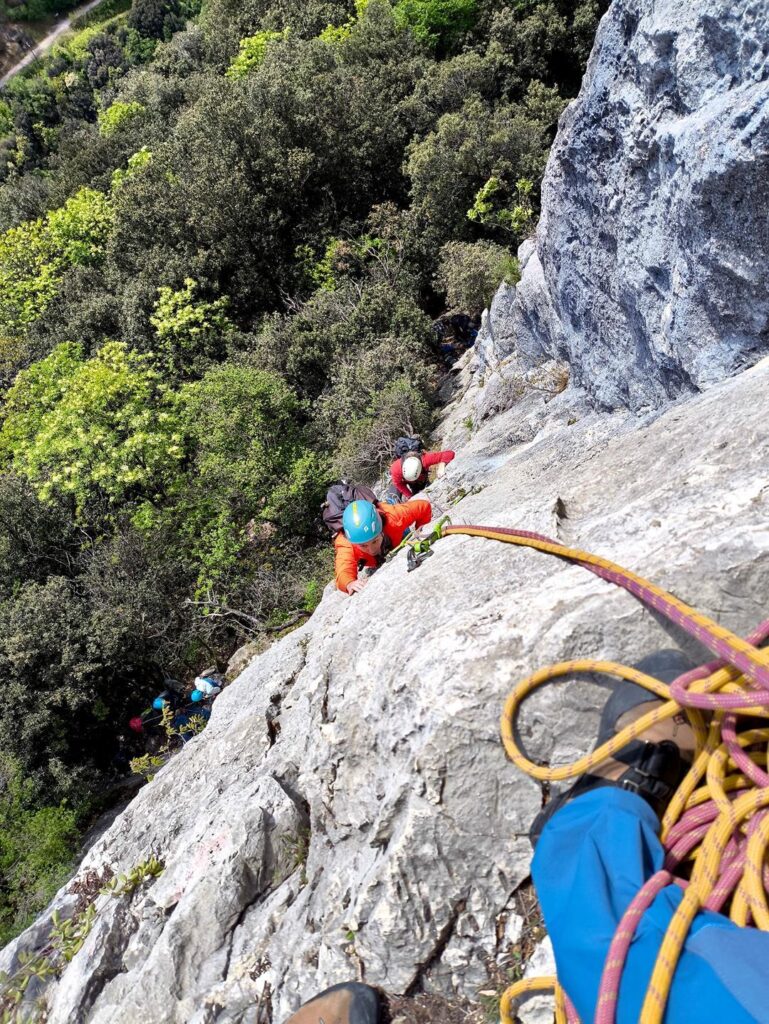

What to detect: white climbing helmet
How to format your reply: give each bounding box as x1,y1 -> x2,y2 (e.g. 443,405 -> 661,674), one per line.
402,454 -> 423,483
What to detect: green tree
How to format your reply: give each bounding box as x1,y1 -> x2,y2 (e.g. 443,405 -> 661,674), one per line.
98,100 -> 147,137
435,238 -> 517,315
406,82 -> 565,253
0,342 -> 185,523
226,29 -> 288,78
0,755 -> 78,944
393,0 -> 478,52
150,277 -> 232,377
0,189 -> 113,334
173,364 -> 321,592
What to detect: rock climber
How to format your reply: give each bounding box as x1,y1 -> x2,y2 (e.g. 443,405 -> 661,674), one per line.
335,496 -> 431,595
384,443 -> 455,504
531,649 -> 769,1023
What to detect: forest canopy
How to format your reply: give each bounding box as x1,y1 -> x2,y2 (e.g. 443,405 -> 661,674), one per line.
0,0 -> 607,940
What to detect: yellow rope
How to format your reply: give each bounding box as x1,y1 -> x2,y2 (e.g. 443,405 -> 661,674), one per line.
500,977 -> 568,1024
435,526 -> 769,1024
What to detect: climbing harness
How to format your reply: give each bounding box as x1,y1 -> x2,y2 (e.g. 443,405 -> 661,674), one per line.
385,514 -> 451,566
423,523 -> 769,1024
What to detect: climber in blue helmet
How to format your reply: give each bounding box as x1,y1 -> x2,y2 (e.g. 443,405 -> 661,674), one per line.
335,497 -> 431,594
151,688 -> 183,713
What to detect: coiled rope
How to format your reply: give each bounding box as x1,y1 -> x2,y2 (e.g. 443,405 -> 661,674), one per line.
436,525 -> 769,1024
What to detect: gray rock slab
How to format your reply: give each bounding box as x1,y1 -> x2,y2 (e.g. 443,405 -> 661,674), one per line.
6,351 -> 769,1022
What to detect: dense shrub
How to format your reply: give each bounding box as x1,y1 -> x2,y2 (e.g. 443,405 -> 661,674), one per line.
435,239 -> 517,315
0,755 -> 78,945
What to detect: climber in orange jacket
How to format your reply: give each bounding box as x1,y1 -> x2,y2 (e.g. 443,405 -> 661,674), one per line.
335,497 -> 431,594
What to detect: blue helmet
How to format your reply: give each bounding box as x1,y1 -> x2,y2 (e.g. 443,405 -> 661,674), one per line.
342,500 -> 382,544
190,689 -> 204,703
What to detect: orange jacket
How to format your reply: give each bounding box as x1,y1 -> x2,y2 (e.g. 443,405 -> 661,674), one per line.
334,498 -> 432,592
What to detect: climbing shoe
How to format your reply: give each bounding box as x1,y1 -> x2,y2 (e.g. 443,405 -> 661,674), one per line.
285,982 -> 381,1024
530,649 -> 698,845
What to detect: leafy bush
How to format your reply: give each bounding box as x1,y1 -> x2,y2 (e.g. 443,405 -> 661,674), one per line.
0,755 -> 78,945
171,364 -> 321,591
0,102 -> 13,139
71,0 -> 133,28
435,239 -> 516,315
150,277 -> 232,377
333,376 -> 432,480
406,82 -> 565,255
0,342 -> 185,522
393,0 -> 478,51
226,29 -> 288,78
0,188 -> 113,333
128,0 -> 185,39
98,100 -> 147,136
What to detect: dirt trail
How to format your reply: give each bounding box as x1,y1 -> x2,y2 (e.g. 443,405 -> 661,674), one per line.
0,0 -> 105,88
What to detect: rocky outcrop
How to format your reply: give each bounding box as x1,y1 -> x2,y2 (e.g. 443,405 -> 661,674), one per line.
0,22 -> 32,79
511,0 -> 769,411
4,351 -> 769,1022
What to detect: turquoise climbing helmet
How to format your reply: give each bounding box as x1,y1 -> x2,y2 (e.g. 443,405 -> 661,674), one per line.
342,500 -> 383,544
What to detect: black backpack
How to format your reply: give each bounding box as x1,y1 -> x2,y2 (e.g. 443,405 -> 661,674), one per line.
322,480 -> 378,535
393,436 -> 424,460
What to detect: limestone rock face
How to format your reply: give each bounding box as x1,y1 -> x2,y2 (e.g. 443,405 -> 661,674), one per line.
4,3 -> 769,1021
4,352 -> 769,1023
513,0 -> 769,411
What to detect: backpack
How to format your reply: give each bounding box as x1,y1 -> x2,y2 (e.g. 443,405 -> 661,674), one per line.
393,436 -> 424,460
321,480 -> 378,535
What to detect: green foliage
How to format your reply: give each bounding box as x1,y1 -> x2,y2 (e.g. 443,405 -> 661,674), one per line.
56,24 -> 101,61
468,175 -> 535,238
318,0 -> 368,43
111,146 -> 153,189
0,103 -> 12,139
49,903 -> 97,963
226,29 -> 288,78
0,342 -> 184,522
0,755 -> 78,945
0,0 -> 79,20
174,364 -> 320,591
101,854 -> 164,894
406,82 -> 565,254
333,375 -> 432,481
275,826 -> 310,885
302,577 -> 322,612
150,277 -> 232,377
71,0 -> 133,28
128,0 -> 185,39
128,752 -> 167,782
435,238 -> 516,315
0,189 -> 113,333
393,0 -> 478,50
0,0 -> 606,942
98,100 -> 147,137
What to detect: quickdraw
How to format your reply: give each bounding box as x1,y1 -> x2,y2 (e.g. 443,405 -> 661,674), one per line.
385,514 -> 452,569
